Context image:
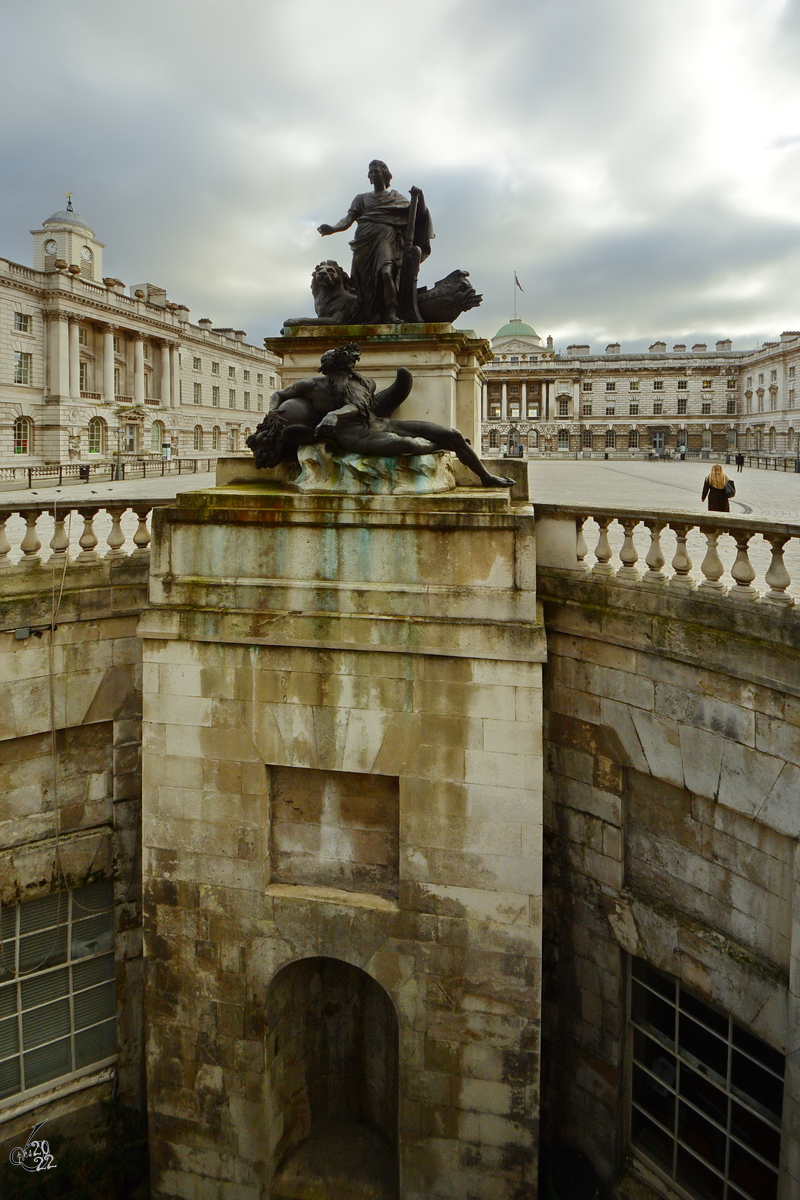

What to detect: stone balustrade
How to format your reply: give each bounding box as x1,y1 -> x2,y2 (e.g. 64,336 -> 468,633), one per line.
535,502 -> 800,605
0,499 -> 173,566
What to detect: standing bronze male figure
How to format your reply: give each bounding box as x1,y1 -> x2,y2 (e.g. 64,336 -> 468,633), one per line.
318,160 -> 433,324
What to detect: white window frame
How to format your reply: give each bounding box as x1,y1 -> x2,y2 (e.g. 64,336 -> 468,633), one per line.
14,352 -> 32,385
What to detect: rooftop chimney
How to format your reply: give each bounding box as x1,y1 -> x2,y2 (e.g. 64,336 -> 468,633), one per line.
649,341 -> 666,353
692,343 -> 707,352
197,319 -> 213,328
606,343 -> 620,354
673,344 -> 687,353
715,339 -> 732,352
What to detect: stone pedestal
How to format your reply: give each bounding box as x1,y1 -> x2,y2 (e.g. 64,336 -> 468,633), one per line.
139,480 -> 545,1199
265,323 -> 491,450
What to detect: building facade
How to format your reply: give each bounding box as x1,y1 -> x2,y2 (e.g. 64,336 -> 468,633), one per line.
480,318 -> 800,459
1,206 -> 280,467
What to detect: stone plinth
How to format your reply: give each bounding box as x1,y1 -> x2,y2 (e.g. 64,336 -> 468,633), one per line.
140,481 -> 544,1200
264,323 -> 491,450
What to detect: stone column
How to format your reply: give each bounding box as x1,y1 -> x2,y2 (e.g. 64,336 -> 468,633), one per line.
103,328 -> 116,406
160,343 -> 171,407
69,318 -> 81,399
481,382 -> 488,420
501,381 -> 508,420
170,345 -> 180,409
134,336 -> 145,405
54,313 -> 70,399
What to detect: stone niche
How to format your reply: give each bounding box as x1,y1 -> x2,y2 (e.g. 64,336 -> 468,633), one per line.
140,477 -> 545,1199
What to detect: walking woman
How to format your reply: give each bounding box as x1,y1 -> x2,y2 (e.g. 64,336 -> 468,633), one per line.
701,463 -> 735,512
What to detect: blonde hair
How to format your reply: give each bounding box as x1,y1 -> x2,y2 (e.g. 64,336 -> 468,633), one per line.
708,464 -> 727,488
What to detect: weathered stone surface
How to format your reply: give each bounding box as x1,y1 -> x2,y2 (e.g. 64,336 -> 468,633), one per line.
295,444 -> 456,495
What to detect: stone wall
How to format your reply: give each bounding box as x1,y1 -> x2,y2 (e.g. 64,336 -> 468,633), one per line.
538,566 -> 800,1199
0,556 -> 147,1148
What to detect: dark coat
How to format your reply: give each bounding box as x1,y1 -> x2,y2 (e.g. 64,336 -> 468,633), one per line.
702,479 -> 734,512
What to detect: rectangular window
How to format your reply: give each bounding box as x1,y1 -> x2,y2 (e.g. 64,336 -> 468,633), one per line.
0,881 -> 117,1104
211,362 -> 219,375
606,381 -> 616,392
746,377 -> 752,389
789,366 -> 796,379
727,399 -> 737,414
677,398 -> 687,414
629,381 -> 640,391
606,405 -> 616,416
758,374 -> 764,385
193,357 -> 201,371
228,366 -> 236,379
653,402 -> 663,414
212,386 -> 220,407
14,312 -> 31,333
508,384 -> 520,395
114,368 -> 120,396
125,424 -> 137,453
193,382 -> 202,404
489,402 -> 501,419
702,401 -> 712,414
558,399 -> 570,417
583,381 -> 593,391
243,392 -> 251,410
628,955 -> 783,1200
489,385 -> 501,397
702,379 -> 713,390
727,378 -> 737,389
229,389 -> 235,408
113,336 -> 121,354
582,403 -> 592,417
78,327 -> 88,346
677,380 -> 688,390
527,402 -> 539,419
771,369 -> 777,382
629,403 -> 639,416
508,401 -> 521,419
243,370 -> 250,382
80,361 -> 89,392
257,373 -> 263,385
270,376 -> 276,388
789,389 -> 795,407
653,380 -> 664,391
13,352 -> 31,384
257,395 -> 264,412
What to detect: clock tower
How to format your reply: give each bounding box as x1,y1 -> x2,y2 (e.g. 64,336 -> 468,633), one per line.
31,203 -> 105,280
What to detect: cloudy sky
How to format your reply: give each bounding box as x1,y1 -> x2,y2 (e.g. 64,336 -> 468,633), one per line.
3,0 -> 800,352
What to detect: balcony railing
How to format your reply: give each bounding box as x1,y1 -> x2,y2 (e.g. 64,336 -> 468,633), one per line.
0,499 -> 172,566
535,503 -> 800,605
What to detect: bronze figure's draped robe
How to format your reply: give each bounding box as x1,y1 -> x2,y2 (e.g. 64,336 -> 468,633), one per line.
347,188 -> 433,324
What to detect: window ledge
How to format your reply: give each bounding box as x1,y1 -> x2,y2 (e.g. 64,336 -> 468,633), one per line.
0,1059 -> 117,1126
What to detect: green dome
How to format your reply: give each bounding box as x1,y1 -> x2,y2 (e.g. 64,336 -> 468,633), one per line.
493,318 -> 539,339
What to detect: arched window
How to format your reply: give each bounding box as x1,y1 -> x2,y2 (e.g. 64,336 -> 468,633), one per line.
507,427 -> 520,455
13,416 -> 32,455
677,428 -> 688,450
582,428 -> 592,448
788,427 -> 796,454
230,429 -> 238,451
193,425 -> 203,451
629,429 -> 639,448
769,427 -> 776,452
702,429 -> 712,450
726,428 -> 737,449
527,430 -> 539,451
212,426 -> 220,450
605,429 -> 616,448
557,428 -> 569,450
88,416 -> 106,455
150,421 -> 164,453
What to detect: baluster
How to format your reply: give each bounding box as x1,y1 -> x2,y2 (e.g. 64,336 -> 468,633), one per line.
77,507 -> 99,561
698,527 -> 726,593
0,514 -> 11,568
617,517 -> 640,581
642,520 -> 666,585
49,508 -> 70,559
763,532 -> 794,606
576,516 -> 590,573
105,506 -> 127,557
668,522 -> 695,591
730,531 -> 759,601
591,516 -> 615,576
20,510 -> 42,563
132,505 -> 152,555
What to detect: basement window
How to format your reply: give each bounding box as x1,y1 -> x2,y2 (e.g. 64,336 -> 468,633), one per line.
628,956 -> 783,1200
0,882 -> 116,1105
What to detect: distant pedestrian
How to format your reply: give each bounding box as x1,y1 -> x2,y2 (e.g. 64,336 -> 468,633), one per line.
702,463 -> 735,512
735,451 -> 744,472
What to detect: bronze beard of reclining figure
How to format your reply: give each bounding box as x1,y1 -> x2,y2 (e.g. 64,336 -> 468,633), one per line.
246,343 -> 515,489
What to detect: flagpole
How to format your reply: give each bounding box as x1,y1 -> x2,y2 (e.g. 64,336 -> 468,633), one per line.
513,271 -> 517,320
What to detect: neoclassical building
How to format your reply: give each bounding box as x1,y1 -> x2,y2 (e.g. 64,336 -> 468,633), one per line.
1,205 -> 280,467
480,317 -> 800,458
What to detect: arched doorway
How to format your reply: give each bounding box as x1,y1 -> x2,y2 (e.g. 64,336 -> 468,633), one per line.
267,957 -> 398,1200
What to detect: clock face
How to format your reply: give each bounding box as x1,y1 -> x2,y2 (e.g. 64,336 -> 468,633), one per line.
45,239 -> 57,255
81,246 -> 93,261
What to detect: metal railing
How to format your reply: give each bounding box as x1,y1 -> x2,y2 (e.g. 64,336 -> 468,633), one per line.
0,458 -> 216,490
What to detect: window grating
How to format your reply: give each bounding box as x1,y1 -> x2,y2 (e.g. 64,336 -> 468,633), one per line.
629,956 -> 783,1200
0,882 -> 116,1102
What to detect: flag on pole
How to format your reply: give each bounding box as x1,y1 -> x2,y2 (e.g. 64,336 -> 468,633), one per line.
514,272 -> 524,291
